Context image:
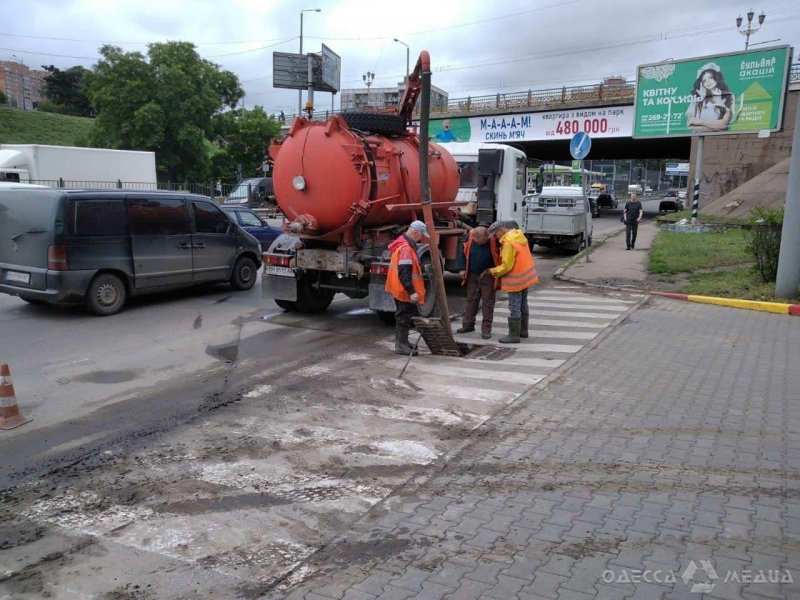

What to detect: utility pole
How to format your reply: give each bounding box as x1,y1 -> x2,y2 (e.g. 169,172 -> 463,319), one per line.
774,94 -> 800,299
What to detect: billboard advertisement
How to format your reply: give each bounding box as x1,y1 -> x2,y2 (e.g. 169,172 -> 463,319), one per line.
633,46 -> 792,138
319,44 -> 341,93
429,105 -> 633,143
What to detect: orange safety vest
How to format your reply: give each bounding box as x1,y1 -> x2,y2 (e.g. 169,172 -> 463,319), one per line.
464,230 -> 502,289
385,236 -> 427,303
500,240 -> 539,292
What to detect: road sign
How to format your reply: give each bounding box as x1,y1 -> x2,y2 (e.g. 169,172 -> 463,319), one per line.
570,132 -> 591,160
633,46 -> 792,138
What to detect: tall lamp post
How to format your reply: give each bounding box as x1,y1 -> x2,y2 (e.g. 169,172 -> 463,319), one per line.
362,71 -> 375,107
299,8 -> 322,116
736,10 -> 765,50
393,38 -> 410,81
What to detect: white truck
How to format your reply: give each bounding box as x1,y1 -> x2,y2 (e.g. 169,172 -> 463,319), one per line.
523,185 -> 593,253
0,144 -> 157,188
437,142 -> 529,227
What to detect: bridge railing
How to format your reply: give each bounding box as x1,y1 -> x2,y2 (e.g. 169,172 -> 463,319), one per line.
280,63 -> 800,122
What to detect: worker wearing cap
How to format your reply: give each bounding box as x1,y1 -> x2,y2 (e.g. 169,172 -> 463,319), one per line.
488,220 -> 539,344
385,220 -> 429,355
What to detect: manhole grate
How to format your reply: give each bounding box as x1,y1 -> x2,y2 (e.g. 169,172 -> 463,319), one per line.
464,345 -> 517,361
412,317 -> 462,356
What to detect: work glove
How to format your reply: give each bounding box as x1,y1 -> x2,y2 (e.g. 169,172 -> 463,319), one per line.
409,293 -> 420,304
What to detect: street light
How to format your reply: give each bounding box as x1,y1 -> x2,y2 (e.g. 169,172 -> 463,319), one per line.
393,38 -> 410,81
299,8 -> 322,115
362,71 -> 375,107
736,9 -> 766,50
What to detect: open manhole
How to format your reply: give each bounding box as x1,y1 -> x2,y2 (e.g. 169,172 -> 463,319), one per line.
412,317 -> 516,360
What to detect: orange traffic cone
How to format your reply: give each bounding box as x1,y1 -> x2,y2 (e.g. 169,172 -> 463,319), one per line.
0,364 -> 31,430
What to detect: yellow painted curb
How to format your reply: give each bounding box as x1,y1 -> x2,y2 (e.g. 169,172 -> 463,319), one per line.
686,295 -> 792,315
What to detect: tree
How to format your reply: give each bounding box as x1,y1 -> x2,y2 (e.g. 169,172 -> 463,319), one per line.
41,65 -> 94,117
85,42 -> 243,182
213,107 -> 280,182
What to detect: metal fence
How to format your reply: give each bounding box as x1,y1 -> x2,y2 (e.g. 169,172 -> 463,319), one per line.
28,179 -> 239,199
282,63 -> 800,121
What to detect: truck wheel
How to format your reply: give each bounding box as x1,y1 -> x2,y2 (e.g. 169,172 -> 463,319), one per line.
417,254 -> 439,318
85,273 -> 127,316
230,257 -> 257,291
341,112 -> 407,136
275,299 -> 297,311
295,279 -> 334,313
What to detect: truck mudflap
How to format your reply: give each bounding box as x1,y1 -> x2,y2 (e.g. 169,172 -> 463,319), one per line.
369,282 -> 396,312
262,271 -> 298,301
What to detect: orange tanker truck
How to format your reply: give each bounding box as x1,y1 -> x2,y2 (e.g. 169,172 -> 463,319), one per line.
261,52 -> 465,320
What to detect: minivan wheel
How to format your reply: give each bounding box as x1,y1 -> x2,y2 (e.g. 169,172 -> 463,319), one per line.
86,273 -> 127,316
231,257 -> 258,291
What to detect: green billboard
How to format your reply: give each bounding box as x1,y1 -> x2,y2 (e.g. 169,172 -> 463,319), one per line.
633,46 -> 792,138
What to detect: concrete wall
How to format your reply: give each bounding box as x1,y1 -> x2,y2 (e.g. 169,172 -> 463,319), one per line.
690,89 -> 797,203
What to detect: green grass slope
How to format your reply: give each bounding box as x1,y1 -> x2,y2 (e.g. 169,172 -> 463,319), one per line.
0,107 -> 94,146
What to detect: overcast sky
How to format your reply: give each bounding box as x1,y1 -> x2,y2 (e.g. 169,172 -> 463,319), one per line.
2,0 -> 798,115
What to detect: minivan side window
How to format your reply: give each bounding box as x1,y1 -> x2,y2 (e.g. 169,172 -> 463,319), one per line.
71,198 -> 127,237
192,201 -> 230,234
129,198 -> 190,235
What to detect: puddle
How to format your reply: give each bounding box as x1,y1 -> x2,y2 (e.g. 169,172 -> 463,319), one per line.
73,370 -> 139,384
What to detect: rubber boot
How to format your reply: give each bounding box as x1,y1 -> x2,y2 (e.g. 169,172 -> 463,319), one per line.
395,325 -> 418,356
456,323 -> 475,334
520,313 -> 529,338
499,318 -> 521,344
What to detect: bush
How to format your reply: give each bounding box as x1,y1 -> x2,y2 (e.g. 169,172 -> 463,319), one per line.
744,206 -> 783,283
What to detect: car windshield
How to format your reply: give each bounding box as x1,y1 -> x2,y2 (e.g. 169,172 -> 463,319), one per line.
237,211 -> 263,227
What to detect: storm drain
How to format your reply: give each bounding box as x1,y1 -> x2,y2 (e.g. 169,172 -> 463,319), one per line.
463,345 -> 517,361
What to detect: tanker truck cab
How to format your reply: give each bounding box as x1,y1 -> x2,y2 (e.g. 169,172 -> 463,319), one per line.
437,142 -> 528,227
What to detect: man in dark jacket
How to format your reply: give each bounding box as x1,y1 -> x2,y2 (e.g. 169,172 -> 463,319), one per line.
624,193 -> 644,250
456,226 -> 501,339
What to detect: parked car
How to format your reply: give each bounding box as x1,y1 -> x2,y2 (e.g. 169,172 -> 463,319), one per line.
523,186 -> 593,254
222,177 -> 275,208
659,189 -> 685,212
589,183 -> 617,210
222,206 -> 281,248
0,188 -> 262,316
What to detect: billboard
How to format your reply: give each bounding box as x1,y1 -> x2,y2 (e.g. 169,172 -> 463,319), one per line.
633,46 -> 793,138
429,105 -> 633,144
319,44 -> 341,93
273,46 -> 341,93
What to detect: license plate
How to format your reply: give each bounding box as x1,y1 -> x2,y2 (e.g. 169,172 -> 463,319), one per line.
264,265 -> 294,277
5,271 -> 30,284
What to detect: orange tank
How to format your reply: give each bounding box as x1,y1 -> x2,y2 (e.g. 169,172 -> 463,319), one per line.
269,115 -> 459,238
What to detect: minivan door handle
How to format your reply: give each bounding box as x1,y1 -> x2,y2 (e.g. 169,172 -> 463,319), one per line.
193,243 -> 206,249
177,242 -> 191,249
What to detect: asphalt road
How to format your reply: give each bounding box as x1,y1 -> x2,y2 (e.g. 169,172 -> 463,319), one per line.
0,211 -> 632,489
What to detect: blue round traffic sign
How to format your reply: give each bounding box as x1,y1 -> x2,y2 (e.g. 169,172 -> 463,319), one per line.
570,132 -> 591,160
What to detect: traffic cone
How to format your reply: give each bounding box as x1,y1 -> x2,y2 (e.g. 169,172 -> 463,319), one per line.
0,364 -> 31,430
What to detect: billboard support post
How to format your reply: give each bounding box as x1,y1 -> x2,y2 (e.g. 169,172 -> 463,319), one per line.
775,99 -> 800,299
692,136 -> 704,224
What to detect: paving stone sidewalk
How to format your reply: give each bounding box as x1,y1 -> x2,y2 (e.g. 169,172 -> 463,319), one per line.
275,296 -> 800,600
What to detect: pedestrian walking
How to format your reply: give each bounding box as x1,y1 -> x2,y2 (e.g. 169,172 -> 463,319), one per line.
624,193 -> 643,250
488,221 -> 539,344
385,221 -> 429,355
215,180 -> 223,198
456,226 -> 501,339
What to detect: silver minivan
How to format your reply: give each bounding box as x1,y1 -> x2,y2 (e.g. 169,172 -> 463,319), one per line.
0,188 -> 261,315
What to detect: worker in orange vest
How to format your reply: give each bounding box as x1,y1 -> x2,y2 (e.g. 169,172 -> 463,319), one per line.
488,220 -> 539,343
456,225 -> 502,339
385,220 -> 429,355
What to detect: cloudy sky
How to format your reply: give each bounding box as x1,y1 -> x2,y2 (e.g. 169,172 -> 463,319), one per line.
2,0 -> 798,115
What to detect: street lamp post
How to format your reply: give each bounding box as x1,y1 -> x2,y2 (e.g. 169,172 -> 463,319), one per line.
299,8 -> 322,116
393,38 -> 410,81
362,71 -> 375,107
736,10 -> 766,50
